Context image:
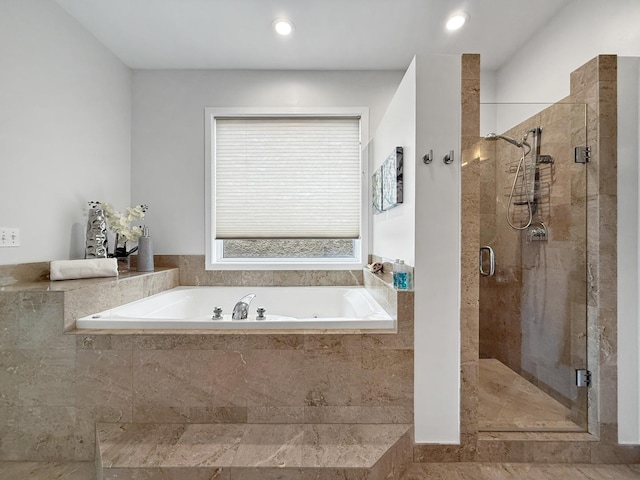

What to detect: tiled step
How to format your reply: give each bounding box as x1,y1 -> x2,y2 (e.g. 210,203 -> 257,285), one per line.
96,423 -> 412,480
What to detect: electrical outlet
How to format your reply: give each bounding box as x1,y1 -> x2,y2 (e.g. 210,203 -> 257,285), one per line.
0,228 -> 20,247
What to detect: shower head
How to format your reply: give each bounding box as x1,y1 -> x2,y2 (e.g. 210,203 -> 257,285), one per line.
484,133 -> 525,148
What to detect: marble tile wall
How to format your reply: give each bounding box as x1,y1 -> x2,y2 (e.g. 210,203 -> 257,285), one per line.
0,263 -> 412,462
0,267 -> 180,461
154,255 -> 364,287
479,101 -> 589,425
416,54 -> 640,464
570,55 -> 618,447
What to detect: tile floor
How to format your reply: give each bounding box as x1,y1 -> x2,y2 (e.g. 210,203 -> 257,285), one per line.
2,461 -> 639,480
479,358 -> 583,432
402,463 -> 640,479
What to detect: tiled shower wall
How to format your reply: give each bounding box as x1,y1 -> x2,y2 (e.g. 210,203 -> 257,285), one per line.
0,258 -> 413,462
479,101 -> 589,423
416,54 -> 639,464
455,55 -> 640,463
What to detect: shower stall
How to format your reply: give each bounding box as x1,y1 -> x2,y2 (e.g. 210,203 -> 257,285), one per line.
477,102 -> 589,432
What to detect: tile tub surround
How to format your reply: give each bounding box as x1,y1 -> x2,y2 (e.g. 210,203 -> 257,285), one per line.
153,255 -> 365,287
0,263 -> 413,462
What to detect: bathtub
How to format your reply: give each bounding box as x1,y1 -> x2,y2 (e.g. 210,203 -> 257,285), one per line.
76,286 -> 395,330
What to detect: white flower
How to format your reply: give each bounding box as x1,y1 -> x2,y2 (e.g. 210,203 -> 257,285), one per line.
99,202 -> 148,247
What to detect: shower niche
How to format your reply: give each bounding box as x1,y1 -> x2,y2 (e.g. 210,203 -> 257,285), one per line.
477,102 -> 588,432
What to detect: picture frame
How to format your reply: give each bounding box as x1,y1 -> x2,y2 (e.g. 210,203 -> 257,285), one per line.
372,146 -> 403,214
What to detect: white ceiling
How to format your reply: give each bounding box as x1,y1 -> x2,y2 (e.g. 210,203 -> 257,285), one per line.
54,0 -> 572,71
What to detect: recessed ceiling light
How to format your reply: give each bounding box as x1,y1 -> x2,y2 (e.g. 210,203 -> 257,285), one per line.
446,11 -> 469,31
273,18 -> 295,36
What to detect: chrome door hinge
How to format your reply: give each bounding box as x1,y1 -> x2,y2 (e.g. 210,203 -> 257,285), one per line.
574,146 -> 591,164
576,369 -> 592,387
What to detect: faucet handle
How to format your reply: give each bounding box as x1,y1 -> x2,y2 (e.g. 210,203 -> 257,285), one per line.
212,307 -> 223,320
256,307 -> 266,321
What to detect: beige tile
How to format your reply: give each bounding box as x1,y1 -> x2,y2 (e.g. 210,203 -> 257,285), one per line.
164,424 -> 244,467
18,349 -> 76,406
243,350 -> 306,406
247,406 -> 305,424
132,406 -> 246,424
0,406 -> 80,461
302,424 -> 410,468
133,350 -> 209,408
0,461 -> 97,480
0,350 -> 28,406
189,350 -> 249,407
98,423 -> 245,468
228,466 -> 368,480
478,359 -> 582,432
233,424 -> 303,467
461,54 -> 480,80
578,464 -> 640,479
103,466 -> 230,480
75,349 -> 133,407
0,262 -> 50,286
17,292 -> 72,350
304,406 -> 413,424
0,293 -> 22,350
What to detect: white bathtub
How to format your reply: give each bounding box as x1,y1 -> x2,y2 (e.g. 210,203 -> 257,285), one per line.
76,286 -> 395,330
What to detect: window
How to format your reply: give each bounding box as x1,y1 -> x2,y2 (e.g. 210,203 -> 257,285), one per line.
205,108 -> 369,270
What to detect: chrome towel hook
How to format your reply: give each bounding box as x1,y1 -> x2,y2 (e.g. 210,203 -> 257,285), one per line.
443,150 -> 454,164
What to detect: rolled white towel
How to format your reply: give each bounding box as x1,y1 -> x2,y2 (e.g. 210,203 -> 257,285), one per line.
50,258 -> 119,281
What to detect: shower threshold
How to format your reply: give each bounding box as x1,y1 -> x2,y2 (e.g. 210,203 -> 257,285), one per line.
478,358 -> 584,432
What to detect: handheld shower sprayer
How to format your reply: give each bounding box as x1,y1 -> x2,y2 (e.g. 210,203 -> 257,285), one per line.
484,128 -> 542,230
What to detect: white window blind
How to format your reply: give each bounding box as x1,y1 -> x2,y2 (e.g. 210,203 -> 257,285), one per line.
214,116 -> 361,239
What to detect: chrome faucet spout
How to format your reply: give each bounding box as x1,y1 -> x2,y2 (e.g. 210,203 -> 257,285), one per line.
232,293 -> 256,320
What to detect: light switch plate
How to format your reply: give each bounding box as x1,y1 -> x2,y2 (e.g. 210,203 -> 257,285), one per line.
0,228 -> 20,247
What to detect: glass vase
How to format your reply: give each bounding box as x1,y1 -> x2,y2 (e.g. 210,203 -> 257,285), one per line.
116,255 -> 130,273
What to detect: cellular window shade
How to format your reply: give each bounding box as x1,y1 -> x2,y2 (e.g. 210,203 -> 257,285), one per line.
215,117 -> 361,239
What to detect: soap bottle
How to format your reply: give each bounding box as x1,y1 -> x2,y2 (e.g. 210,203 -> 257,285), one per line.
393,260 -> 413,290
396,260 -> 408,290
136,226 -> 154,272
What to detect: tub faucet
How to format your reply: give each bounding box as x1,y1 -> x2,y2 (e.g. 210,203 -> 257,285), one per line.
232,293 -> 256,320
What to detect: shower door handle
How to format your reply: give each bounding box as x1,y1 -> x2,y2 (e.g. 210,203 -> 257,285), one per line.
479,246 -> 495,277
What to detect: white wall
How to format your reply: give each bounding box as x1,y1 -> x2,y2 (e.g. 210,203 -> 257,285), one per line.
0,0 -> 131,265
370,62 -> 416,266
414,55 -> 461,442
495,0 -> 640,104
370,55 -> 461,443
131,70 -> 402,255
618,57 -> 640,444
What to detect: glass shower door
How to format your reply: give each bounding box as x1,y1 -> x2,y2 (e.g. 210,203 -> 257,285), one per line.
478,102 -> 588,432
